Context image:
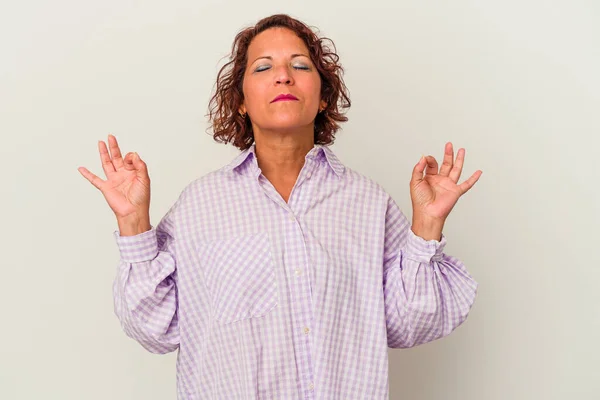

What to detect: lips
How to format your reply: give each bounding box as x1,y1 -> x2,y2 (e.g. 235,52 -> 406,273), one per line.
271,93 -> 299,102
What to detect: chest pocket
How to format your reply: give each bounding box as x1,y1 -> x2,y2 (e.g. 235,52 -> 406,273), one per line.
202,231 -> 278,325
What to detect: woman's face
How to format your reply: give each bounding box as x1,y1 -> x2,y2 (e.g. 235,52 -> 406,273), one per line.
241,27 -> 324,135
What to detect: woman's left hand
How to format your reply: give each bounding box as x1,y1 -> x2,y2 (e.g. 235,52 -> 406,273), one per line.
409,142 -> 482,240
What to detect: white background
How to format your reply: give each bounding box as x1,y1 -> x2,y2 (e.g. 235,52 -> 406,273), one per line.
1,1 -> 598,399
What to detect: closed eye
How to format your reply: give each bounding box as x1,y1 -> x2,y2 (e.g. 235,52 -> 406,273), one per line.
254,65 -> 311,72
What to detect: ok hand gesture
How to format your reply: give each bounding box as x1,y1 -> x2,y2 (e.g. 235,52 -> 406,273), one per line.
78,134 -> 151,220
409,142 -> 482,240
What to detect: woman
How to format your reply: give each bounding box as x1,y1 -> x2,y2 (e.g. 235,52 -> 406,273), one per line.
78,14 -> 482,399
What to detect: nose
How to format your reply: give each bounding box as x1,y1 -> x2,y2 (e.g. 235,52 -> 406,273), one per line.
274,65 -> 294,85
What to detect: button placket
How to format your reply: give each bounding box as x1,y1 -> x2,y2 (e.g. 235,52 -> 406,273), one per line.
279,160 -> 317,398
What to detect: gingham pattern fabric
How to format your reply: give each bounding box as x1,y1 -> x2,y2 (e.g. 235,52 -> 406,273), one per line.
113,143 -> 478,399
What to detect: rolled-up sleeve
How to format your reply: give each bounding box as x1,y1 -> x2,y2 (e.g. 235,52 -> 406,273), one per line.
112,198 -> 182,354
382,195 -> 478,349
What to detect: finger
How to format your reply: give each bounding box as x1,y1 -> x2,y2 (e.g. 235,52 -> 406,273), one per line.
448,148 -> 465,183
125,152 -> 148,176
424,156 -> 439,175
99,140 -> 116,176
123,152 -> 136,171
411,155 -> 426,183
438,142 -> 454,177
458,170 -> 482,195
108,134 -> 124,169
77,166 -> 105,190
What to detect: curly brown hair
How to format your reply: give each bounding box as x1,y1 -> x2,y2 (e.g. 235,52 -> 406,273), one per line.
206,14 -> 351,151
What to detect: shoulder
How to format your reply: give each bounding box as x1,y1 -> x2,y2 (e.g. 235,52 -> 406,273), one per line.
341,165 -> 393,201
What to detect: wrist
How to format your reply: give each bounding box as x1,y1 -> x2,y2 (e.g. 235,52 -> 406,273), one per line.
411,215 -> 444,241
117,214 -> 152,237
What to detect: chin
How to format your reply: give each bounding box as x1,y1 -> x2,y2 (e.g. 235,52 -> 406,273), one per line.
262,115 -> 314,132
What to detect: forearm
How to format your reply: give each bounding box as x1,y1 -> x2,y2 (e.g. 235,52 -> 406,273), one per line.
113,227 -> 180,354
385,229 -> 478,348
113,257 -> 179,354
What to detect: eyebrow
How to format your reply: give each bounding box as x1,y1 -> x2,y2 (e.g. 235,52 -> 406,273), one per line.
250,53 -> 310,65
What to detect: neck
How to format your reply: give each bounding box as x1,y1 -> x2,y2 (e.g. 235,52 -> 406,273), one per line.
252,126 -> 314,184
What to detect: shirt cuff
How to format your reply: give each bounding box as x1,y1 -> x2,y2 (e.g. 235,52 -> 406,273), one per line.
113,225 -> 159,263
403,227 -> 447,263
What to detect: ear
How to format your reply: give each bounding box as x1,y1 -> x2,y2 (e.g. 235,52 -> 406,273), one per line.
238,104 -> 246,115
319,100 -> 327,112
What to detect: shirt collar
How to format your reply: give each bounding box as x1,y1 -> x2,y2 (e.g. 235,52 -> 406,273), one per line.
224,143 -> 345,178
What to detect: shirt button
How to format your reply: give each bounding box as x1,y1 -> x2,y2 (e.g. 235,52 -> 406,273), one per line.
289,214 -> 295,221
304,327 -> 310,335
308,382 -> 314,390
295,268 -> 302,276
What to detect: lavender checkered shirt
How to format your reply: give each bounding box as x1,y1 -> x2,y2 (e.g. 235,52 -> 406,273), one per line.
113,143 -> 478,399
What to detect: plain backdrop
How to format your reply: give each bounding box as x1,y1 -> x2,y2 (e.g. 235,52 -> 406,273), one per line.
1,1 -> 598,399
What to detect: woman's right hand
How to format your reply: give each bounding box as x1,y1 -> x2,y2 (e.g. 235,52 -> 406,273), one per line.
78,134 -> 151,221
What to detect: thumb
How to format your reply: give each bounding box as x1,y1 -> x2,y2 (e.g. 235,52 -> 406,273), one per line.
411,155 -> 426,184
132,152 -> 148,175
